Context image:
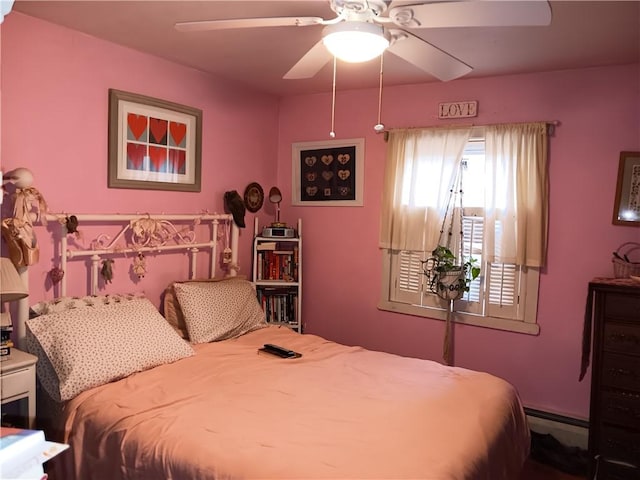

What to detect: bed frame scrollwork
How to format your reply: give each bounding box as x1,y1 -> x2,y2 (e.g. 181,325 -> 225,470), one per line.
43,213 -> 239,297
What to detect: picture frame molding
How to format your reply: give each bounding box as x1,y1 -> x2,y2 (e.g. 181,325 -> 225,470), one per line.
108,89 -> 202,192
612,151 -> 640,226
291,138 -> 365,207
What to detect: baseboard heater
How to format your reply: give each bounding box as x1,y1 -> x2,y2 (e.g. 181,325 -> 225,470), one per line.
524,407 -> 589,449
525,407 -> 589,428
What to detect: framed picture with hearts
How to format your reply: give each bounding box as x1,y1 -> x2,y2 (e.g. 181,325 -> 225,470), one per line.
292,138 -> 364,206
108,89 -> 202,192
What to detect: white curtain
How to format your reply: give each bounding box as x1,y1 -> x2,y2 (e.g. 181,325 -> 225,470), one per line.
380,127 -> 472,252
484,122 -> 548,267
380,122 -> 549,267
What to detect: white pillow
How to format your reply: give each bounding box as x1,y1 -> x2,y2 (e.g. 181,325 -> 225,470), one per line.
173,279 -> 267,344
163,276 -> 247,339
25,298 -> 194,401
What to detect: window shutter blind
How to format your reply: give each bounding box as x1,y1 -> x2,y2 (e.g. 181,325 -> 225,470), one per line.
455,213 -> 483,313
461,214 -> 483,302
485,262 -> 520,319
485,216 -> 521,319
391,250 -> 425,305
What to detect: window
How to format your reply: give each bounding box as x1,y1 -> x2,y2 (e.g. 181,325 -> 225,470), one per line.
379,124 -> 548,335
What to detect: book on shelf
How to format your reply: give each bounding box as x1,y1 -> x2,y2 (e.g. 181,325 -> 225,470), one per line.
0,427 -> 69,479
256,248 -> 298,281
1,345 -> 11,357
1,329 -> 12,342
258,289 -> 298,325
256,242 -> 277,251
1,321 -> 13,353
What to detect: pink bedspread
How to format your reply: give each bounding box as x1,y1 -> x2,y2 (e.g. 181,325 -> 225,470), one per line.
62,326 -> 529,479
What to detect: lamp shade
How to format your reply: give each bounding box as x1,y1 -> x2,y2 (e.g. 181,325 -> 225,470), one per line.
322,22 -> 389,63
0,257 -> 28,302
268,187 -> 282,204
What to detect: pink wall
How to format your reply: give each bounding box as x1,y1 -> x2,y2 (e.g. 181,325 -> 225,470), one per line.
2,13 -> 279,305
277,64 -> 640,419
3,12 -> 640,421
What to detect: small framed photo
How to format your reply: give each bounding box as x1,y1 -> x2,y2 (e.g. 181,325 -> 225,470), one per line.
108,89 -> 202,192
612,151 -> 640,226
292,138 -> 364,206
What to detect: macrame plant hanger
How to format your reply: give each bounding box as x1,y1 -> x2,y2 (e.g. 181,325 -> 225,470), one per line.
424,160 -> 466,366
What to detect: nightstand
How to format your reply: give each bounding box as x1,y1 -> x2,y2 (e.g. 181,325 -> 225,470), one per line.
1,348 -> 37,429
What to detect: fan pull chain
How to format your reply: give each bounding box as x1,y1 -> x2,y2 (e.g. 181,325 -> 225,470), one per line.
374,53 -> 385,133
329,56 -> 337,138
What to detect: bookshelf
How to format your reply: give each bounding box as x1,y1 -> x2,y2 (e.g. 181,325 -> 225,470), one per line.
252,218 -> 302,333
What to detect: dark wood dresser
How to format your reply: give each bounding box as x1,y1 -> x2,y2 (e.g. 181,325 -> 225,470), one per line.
584,278 -> 640,479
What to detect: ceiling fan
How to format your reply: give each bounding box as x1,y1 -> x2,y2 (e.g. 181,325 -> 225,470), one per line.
175,0 -> 552,83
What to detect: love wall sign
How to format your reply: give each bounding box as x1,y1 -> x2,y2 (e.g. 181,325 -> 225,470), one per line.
438,101 -> 478,119
292,138 -> 365,206
108,89 -> 202,192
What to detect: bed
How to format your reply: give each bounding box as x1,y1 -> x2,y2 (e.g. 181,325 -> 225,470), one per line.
14,212 -> 530,480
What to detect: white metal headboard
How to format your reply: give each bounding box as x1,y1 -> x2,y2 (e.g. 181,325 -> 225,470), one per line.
15,212 -> 239,348
44,212 -> 239,296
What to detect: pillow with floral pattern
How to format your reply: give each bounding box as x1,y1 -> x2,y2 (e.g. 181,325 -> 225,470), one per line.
25,297 -> 194,401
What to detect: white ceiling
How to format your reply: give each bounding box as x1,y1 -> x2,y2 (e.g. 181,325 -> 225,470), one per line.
11,0 -> 640,97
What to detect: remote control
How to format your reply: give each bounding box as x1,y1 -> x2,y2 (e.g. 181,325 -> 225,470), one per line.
261,344 -> 299,358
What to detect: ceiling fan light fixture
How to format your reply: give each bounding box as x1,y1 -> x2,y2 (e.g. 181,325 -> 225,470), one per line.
322,22 -> 389,63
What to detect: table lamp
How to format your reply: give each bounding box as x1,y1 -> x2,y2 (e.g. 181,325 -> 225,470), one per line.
0,257 -> 29,332
268,187 -> 286,227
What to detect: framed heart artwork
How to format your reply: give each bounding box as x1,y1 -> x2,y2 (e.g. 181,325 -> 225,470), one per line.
108,89 -> 202,192
292,138 -> 364,206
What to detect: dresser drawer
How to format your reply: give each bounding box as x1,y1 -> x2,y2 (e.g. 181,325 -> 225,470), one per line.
605,293 -> 640,321
0,367 -> 34,401
599,424 -> 640,467
604,323 -> 640,356
602,353 -> 640,392
601,389 -> 640,429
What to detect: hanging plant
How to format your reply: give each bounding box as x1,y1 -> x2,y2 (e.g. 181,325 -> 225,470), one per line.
421,158 -> 482,365
426,245 -> 480,301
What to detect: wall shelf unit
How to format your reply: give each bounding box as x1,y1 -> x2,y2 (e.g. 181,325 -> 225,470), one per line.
252,218 -> 302,333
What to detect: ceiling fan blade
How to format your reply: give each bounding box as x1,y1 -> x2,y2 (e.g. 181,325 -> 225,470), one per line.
283,40 -> 333,79
389,1 -> 552,29
387,30 -> 472,82
175,17 -> 324,32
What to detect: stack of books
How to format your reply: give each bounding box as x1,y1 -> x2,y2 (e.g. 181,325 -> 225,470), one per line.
255,242 -> 298,281
0,314 -> 13,359
0,427 -> 69,479
257,288 -> 298,325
